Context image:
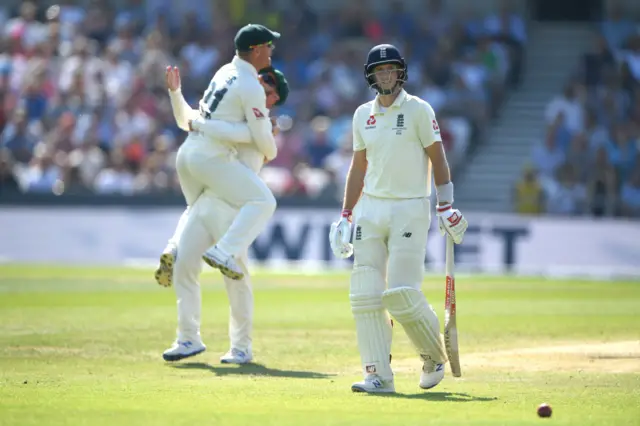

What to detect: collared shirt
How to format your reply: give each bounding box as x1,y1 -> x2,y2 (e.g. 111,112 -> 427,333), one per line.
352,89 -> 441,199
192,55 -> 277,161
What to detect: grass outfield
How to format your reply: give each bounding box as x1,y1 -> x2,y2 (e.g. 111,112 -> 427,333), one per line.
0,265 -> 639,426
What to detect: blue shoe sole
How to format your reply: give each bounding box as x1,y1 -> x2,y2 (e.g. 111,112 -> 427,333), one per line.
220,358 -> 253,364
162,347 -> 206,362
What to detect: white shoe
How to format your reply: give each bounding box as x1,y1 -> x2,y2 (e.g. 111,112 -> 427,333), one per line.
351,375 -> 395,393
154,244 -> 177,287
202,245 -> 244,280
162,341 -> 206,362
220,348 -> 253,364
419,360 -> 445,389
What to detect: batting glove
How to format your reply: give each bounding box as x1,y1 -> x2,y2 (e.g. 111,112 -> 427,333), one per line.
329,209 -> 353,259
436,204 -> 468,244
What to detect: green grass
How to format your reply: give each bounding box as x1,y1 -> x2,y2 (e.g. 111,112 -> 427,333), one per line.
1,265 -> 639,425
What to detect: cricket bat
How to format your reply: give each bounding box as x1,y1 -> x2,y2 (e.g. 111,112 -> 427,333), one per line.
444,235 -> 462,377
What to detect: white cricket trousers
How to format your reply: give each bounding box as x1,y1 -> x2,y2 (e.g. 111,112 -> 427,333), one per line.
171,190 -> 254,351
352,194 -> 431,288
349,194 -> 432,380
175,135 -> 276,257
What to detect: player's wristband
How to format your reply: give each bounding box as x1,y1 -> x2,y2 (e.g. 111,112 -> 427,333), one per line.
341,209 -> 352,221
436,203 -> 452,214
436,182 -> 454,204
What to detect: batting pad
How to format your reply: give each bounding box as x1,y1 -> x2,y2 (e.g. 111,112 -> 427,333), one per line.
382,287 -> 448,364
350,266 -> 393,380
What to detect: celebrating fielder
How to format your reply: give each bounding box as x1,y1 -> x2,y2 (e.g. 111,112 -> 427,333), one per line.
167,23 -> 281,283
329,44 -> 468,393
159,25 -> 286,363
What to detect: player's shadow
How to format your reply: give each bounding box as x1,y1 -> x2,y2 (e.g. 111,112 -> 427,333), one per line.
373,392 -> 498,402
172,362 -> 335,379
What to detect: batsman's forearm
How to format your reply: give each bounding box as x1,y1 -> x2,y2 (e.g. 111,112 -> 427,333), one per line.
342,167 -> 365,211
432,156 -> 453,206
432,156 -> 451,187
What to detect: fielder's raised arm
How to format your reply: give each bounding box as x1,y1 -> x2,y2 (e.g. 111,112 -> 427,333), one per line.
166,66 -> 198,131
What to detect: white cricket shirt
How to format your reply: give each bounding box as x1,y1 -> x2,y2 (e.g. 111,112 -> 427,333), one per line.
352,89 -> 441,199
190,56 -> 277,161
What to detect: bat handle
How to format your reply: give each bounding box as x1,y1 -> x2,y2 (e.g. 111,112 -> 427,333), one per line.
445,235 -> 454,275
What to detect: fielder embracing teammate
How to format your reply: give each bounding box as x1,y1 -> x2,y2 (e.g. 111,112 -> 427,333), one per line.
329,44 -> 468,393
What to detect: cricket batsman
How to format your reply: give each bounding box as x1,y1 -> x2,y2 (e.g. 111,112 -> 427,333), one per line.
329,44 -> 468,393
160,66 -> 288,363
167,24 -> 281,283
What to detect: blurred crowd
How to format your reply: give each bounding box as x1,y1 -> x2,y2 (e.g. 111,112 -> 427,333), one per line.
516,4 -> 640,218
0,0 -> 522,203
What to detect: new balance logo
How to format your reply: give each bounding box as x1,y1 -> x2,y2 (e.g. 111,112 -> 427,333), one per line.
355,226 -> 362,241
365,364 -> 377,374
402,232 -> 412,238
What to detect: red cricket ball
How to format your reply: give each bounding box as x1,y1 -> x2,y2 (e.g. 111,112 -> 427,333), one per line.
537,403 -> 552,418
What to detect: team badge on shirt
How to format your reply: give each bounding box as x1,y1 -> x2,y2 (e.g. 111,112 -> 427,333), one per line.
393,113 -> 406,135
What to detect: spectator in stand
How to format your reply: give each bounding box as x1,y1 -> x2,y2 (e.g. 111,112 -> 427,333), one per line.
0,147 -> 19,193
545,163 -> 587,216
1,108 -> 38,163
620,165 -> 640,218
545,81 -> 585,134
587,146 -> 620,217
512,165 -> 545,215
531,120 -> 566,185
581,32 -> 616,90
600,2 -> 636,52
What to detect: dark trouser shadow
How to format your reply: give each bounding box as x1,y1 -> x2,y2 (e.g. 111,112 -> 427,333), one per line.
366,392 -> 498,402
171,362 -> 335,379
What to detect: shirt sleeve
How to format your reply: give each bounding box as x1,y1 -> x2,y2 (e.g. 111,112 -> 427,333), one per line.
352,111 -> 366,152
417,101 -> 442,148
239,83 -> 277,161
190,117 -> 252,143
168,89 -> 198,132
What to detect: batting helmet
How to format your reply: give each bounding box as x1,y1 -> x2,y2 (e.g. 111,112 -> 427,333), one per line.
364,44 -> 407,95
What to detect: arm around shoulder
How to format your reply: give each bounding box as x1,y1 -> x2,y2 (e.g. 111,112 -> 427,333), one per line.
239,83 -> 277,160
191,117 -> 252,143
